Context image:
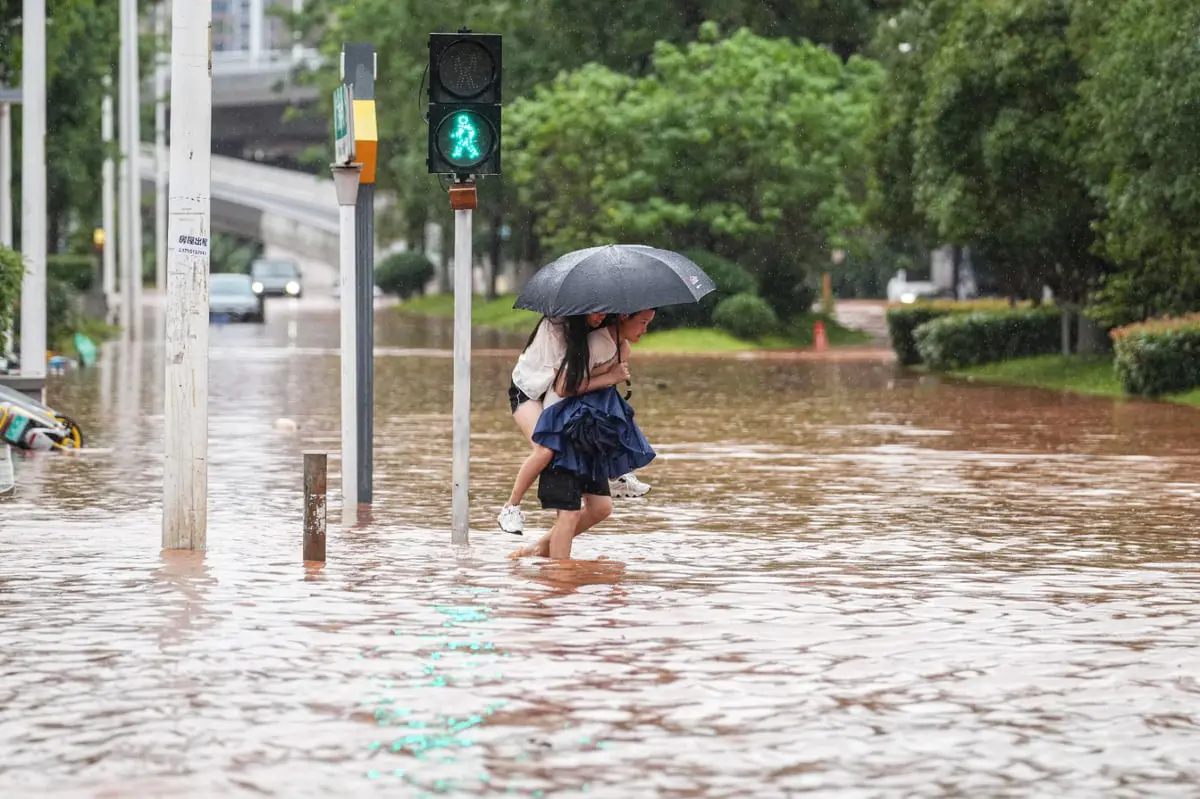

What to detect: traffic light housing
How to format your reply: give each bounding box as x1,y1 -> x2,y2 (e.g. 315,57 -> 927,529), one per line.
427,31 -> 502,177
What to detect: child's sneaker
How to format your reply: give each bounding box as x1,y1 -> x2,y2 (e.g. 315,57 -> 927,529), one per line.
610,473 -> 651,498
497,504 -> 525,534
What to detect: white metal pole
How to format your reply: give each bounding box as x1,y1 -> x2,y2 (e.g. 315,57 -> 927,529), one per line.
249,0 -> 264,64
451,207 -> 472,545
291,0 -> 304,60
162,0 -> 213,551
0,102 -> 11,249
154,2 -> 168,292
331,164 -> 361,520
117,0 -> 133,335
19,0 -> 46,379
101,78 -> 117,318
1,100 -> 12,362
125,0 -> 144,338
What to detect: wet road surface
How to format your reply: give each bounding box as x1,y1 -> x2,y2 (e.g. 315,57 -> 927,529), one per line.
2,298 -> 1199,797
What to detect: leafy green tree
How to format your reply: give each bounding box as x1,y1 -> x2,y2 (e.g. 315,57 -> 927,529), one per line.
1071,0 -> 1200,324
908,0 -> 1104,304
0,0 -> 156,255
506,25 -> 883,317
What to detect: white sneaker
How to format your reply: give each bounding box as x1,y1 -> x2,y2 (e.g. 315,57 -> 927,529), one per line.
610,473 -> 651,498
497,504 -> 525,534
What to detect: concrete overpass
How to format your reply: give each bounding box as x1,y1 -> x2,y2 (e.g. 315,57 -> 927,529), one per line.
167,49 -> 326,163
137,144 -> 410,291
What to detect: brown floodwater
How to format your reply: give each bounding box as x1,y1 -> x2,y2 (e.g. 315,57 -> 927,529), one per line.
2,299 -> 1199,797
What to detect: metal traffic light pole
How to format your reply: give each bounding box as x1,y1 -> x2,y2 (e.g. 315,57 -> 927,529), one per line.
426,29 -> 502,545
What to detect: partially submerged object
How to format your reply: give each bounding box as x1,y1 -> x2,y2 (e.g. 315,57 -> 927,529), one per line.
0,383 -> 85,451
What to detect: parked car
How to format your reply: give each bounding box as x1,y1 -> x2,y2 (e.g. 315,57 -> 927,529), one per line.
210,273 -> 266,323
250,258 -> 304,298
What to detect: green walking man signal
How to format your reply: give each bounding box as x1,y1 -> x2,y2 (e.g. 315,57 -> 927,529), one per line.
426,30 -> 502,176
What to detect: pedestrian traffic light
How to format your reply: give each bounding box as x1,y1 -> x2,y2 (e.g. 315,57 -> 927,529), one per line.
427,30 -> 501,177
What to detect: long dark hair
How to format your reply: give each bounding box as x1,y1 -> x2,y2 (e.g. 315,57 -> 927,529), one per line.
521,316 -> 550,353
556,315 -> 594,396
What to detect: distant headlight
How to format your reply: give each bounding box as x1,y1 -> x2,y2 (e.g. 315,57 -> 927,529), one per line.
252,281 -> 264,294
285,281 -> 300,295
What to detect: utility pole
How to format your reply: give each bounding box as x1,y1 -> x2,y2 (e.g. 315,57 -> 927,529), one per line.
19,0 -> 47,380
154,2 -> 169,292
121,0 -> 144,338
101,77 -> 117,319
162,0 -> 213,550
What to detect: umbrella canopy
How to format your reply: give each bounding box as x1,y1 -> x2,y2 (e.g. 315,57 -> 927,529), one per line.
513,244 -> 716,317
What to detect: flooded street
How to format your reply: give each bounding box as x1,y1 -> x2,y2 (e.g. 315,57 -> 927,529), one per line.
3,299 -> 1200,797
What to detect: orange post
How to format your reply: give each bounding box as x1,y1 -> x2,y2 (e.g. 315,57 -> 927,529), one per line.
813,320 -> 828,352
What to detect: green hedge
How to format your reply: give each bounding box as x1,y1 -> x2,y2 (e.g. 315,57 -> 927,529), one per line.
713,292 -> 778,340
0,247 -> 23,348
914,306 -> 1061,370
654,250 -> 758,330
1112,314 -> 1200,396
887,298 -> 1033,365
376,251 -> 435,299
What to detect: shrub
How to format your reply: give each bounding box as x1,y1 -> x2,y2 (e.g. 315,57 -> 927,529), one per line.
376,251 -> 435,299
653,250 -> 758,330
713,292 -> 779,340
886,298 -> 1027,365
914,306 -> 1060,370
48,254 -> 96,293
1111,314 -> 1200,396
0,247 -> 23,343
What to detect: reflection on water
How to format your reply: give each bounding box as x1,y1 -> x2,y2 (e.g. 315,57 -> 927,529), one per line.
2,300 -> 1200,796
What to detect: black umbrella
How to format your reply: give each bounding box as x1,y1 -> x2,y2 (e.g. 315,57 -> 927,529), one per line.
513,244 -> 716,317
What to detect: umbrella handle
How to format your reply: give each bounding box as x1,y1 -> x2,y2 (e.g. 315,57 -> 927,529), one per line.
624,379 -> 632,401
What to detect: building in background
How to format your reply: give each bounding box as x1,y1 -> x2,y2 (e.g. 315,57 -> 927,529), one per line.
212,0 -> 302,60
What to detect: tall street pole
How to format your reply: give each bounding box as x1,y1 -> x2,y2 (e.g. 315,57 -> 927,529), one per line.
19,0 -> 47,381
101,77 -> 117,319
162,0 -> 213,551
342,43 -> 378,505
154,1 -> 169,292
121,0 -> 144,338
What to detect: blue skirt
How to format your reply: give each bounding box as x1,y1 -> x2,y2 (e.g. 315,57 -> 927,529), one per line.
532,386 -> 656,482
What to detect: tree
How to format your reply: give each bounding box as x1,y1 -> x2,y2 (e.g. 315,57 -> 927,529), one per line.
907,0 -> 1105,304
505,25 -> 882,317
1071,0 -> 1200,325
0,0 -> 156,255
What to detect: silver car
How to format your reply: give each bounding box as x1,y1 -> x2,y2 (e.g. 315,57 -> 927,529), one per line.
210,273 -> 266,323
250,258 -> 303,299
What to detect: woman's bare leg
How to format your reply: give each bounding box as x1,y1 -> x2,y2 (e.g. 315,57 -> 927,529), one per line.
509,494 -> 613,559
504,400 -> 544,507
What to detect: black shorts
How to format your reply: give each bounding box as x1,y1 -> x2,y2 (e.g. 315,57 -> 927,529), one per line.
537,467 -> 611,512
508,381 -> 545,414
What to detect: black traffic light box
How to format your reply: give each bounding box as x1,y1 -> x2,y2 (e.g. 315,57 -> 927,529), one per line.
427,31 -> 502,177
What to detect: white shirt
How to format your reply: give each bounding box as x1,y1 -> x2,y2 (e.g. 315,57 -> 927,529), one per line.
543,327 -> 619,408
511,318 -> 567,400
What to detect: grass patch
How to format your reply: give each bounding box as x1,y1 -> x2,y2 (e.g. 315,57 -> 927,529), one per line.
951,354 -> 1200,407
52,316 -> 120,359
398,294 -> 874,353
398,293 -> 541,334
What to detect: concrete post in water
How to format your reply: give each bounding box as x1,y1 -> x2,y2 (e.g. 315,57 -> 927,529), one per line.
117,0 -> 133,335
450,181 -> 477,546
154,2 -> 169,292
162,0 -> 213,551
342,43 -> 378,505
19,0 -> 47,380
303,452 -> 327,562
101,77 -> 117,320
121,0 -> 144,339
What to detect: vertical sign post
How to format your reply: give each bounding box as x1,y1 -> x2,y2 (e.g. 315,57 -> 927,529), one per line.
341,43 -> 378,506
331,83 -> 362,520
